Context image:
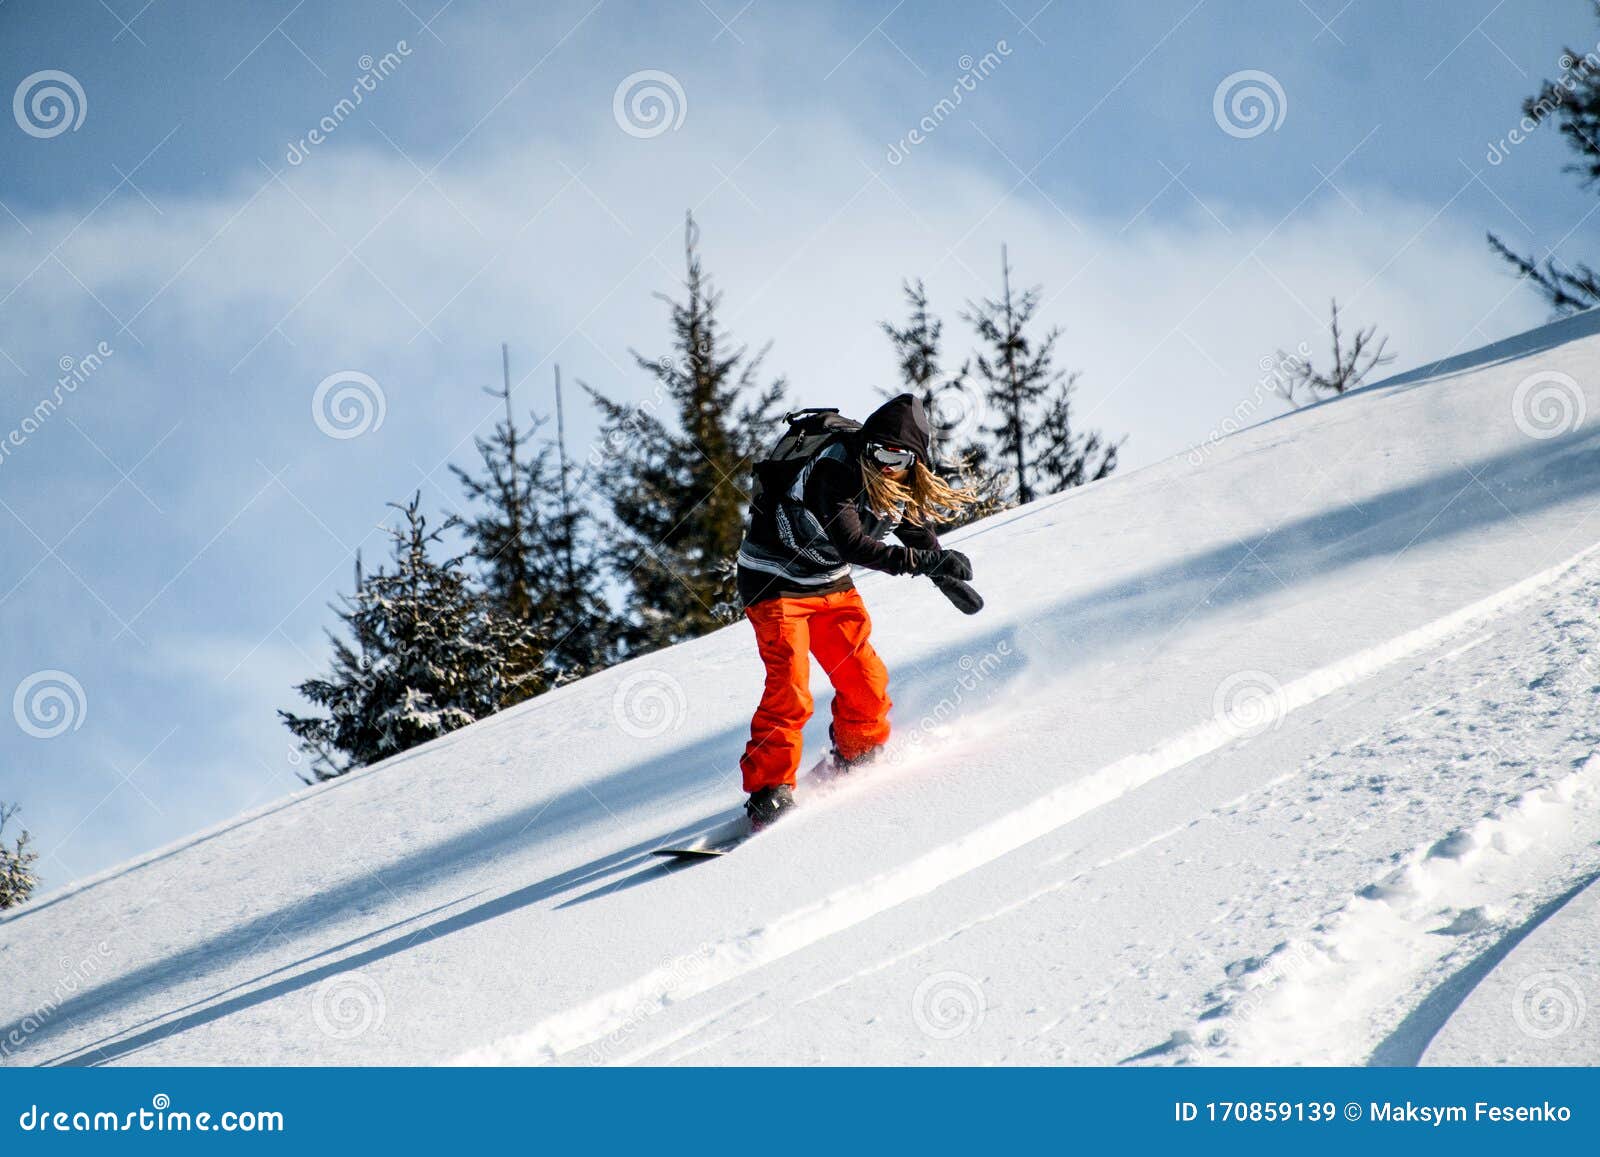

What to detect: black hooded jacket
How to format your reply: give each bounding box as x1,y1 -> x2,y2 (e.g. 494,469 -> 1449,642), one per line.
735,393 -> 943,608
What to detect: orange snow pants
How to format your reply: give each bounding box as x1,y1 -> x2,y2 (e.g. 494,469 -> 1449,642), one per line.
739,588 -> 891,792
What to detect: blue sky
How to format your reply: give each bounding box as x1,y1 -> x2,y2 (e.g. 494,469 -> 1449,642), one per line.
1,0 -> 1596,886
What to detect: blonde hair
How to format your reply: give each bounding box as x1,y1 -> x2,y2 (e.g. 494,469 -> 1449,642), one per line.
860,458 -> 982,527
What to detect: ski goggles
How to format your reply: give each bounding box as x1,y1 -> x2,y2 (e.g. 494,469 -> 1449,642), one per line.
865,442 -> 916,471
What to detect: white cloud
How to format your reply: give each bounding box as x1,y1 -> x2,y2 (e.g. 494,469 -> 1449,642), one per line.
2,109 -> 1546,487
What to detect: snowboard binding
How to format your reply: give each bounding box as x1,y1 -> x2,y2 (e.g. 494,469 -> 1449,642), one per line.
745,784 -> 797,831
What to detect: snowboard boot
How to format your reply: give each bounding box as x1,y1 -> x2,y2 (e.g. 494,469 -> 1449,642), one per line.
826,724 -> 884,774
746,784 -> 796,831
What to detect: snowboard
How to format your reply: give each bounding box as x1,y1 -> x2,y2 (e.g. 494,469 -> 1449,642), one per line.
650,755 -> 845,860
651,814 -> 752,860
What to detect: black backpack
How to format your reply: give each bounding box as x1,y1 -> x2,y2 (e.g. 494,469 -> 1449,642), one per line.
750,408 -> 861,503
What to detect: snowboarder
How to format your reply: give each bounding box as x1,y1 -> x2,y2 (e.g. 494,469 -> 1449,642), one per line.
734,393 -> 985,829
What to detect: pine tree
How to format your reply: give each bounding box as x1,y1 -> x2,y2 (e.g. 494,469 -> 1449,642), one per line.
882,280 -> 945,421
964,245 -> 1120,506
541,365 -> 617,674
452,347 -> 614,682
1277,299 -> 1395,406
1489,4 -> 1600,315
882,279 -> 1010,525
1035,383 -> 1120,492
0,802 -> 38,910
585,212 -> 785,653
280,494 -> 551,781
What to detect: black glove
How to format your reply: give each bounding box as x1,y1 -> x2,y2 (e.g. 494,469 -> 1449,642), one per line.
933,576 -> 984,615
908,548 -> 973,581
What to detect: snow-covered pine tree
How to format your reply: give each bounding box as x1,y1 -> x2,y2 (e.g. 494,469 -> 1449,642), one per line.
1490,3 -> 1600,315
881,278 -> 1009,526
964,245 -> 1120,506
279,494 -> 551,781
0,802 -> 38,910
452,347 -> 614,683
585,212 -> 786,654
1277,299 -> 1395,406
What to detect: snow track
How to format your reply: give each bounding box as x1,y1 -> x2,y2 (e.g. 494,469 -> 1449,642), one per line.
1143,755 -> 1600,1065
1420,872 -> 1600,1065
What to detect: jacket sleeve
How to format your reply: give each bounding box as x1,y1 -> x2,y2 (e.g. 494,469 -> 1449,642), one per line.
805,455 -> 918,575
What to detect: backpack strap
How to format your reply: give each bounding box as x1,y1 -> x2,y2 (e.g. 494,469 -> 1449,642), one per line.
751,409 -> 862,501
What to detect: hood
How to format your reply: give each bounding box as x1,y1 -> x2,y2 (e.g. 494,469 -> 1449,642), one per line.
860,393 -> 934,464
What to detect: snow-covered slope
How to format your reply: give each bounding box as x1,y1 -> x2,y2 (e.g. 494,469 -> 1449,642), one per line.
7,312 -> 1600,1067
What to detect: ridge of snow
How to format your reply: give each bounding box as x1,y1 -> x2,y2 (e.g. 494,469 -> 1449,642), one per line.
1364,307 -> 1600,394
1151,752 -> 1600,1066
